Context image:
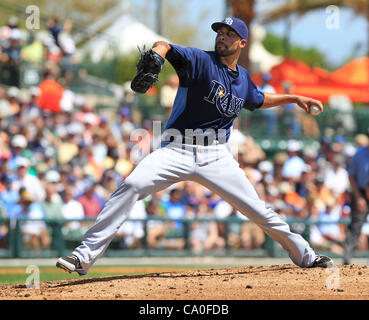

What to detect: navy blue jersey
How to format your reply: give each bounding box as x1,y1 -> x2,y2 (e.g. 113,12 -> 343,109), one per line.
164,44 -> 265,142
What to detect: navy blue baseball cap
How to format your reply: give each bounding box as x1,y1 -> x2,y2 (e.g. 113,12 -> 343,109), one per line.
211,17 -> 248,40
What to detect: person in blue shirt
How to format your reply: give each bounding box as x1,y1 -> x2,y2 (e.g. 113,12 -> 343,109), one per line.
161,188 -> 186,249
257,73 -> 278,135
343,128 -> 369,264
0,176 -> 19,217
57,17 -> 333,275
282,139 -> 306,181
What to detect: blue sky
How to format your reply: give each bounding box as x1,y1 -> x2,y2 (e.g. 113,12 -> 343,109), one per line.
130,0 -> 368,68
262,6 -> 368,67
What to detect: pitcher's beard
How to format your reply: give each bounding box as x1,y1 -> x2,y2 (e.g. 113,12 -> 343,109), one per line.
215,44 -> 236,57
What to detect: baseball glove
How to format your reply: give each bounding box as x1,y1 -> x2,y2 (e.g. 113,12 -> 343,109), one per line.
131,47 -> 165,94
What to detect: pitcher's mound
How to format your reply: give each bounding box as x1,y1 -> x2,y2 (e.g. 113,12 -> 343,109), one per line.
1,264 -> 368,300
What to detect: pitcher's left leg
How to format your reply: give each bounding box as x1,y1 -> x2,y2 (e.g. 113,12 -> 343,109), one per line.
194,146 -> 316,267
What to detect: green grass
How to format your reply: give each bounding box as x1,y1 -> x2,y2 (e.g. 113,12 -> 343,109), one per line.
0,268 -> 125,285
0,265 -> 211,285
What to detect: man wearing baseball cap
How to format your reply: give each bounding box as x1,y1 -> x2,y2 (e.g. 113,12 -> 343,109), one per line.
211,16 -> 249,40
343,127 -> 369,264
57,17 -> 331,276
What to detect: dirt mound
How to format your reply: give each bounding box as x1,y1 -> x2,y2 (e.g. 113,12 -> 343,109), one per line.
1,265 -> 368,300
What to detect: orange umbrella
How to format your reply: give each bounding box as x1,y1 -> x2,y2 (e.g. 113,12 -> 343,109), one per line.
330,57 -> 369,86
252,57 -> 369,103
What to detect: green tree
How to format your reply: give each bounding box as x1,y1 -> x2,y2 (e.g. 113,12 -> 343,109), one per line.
262,32 -> 333,69
263,0 -> 369,56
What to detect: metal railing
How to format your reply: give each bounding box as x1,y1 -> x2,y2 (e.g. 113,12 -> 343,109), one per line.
0,216 -> 367,259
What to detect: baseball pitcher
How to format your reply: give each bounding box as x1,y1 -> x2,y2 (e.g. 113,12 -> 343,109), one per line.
57,17 -> 333,275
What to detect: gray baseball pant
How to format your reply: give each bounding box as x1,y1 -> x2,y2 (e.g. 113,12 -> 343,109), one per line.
73,141 -> 316,272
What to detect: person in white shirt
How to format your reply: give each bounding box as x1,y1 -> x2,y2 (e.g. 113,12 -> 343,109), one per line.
62,186 -> 85,233
324,154 -> 349,197
11,157 -> 45,202
116,200 -> 147,249
160,74 -> 179,119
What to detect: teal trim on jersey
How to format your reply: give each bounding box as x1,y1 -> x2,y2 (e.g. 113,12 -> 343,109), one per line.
164,86 -> 188,130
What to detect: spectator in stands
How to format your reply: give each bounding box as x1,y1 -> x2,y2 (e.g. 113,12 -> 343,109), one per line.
77,179 -> 104,218
145,197 -> 166,249
3,29 -> 22,64
189,200 -> 225,253
111,106 -> 135,144
11,157 -> 45,202
264,184 -> 282,211
97,167 -> 121,202
40,176 -> 63,220
61,185 -> 85,237
28,129 -> 46,155
324,154 -> 350,199
258,73 -> 278,135
343,130 -> 369,265
0,87 -> 10,119
161,188 -> 186,250
278,181 -> 306,218
6,86 -> 21,118
228,118 -> 247,160
302,146 -> 319,172
357,183 -> 369,252
241,220 -> 265,250
239,135 -> 266,168
181,182 -> 201,210
46,17 -> 62,47
0,175 -> 19,218
57,127 -> 80,165
160,74 -> 179,119
11,187 -> 50,251
8,134 -> 27,171
272,151 -> 288,185
27,87 -> 42,117
295,165 -> 313,199
315,197 -> 345,254
58,19 -> 76,62
255,160 -> 274,201
281,81 -> 301,137
282,140 -> 306,181
20,33 -> 44,64
354,133 -> 368,148
0,16 -> 19,47
37,70 -> 64,114
116,200 -> 147,249
315,173 -> 333,208
226,208 -> 263,250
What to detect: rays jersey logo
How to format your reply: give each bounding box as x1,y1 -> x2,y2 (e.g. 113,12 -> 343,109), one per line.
203,80 -> 244,117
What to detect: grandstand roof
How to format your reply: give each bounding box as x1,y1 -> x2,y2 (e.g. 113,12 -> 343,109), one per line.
78,14 -> 170,63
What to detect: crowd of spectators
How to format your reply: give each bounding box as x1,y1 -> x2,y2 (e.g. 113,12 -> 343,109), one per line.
0,16 -> 368,257
0,15 -> 77,89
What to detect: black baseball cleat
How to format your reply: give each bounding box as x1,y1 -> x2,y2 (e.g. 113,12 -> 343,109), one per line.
56,255 -> 87,276
310,254 -> 335,268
